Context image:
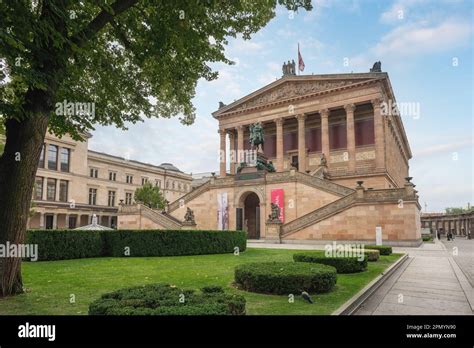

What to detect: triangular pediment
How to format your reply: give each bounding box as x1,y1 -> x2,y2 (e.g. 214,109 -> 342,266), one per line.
213,73 -> 385,117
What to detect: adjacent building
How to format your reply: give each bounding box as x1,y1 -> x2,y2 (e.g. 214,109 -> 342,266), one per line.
27,132 -> 192,229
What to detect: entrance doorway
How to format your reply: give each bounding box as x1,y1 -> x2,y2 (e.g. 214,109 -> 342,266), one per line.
243,192 -> 260,239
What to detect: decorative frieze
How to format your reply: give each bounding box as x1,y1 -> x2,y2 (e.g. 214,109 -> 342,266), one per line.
356,150 -> 376,161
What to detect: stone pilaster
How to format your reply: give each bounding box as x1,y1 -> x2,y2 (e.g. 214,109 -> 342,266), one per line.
219,129 -> 226,177
275,118 -> 284,172
345,104 -> 356,172
237,125 -> 244,164
229,130 -> 236,175
297,114 -> 306,173
320,109 -> 330,167
372,98 -> 385,170
39,212 -> 45,229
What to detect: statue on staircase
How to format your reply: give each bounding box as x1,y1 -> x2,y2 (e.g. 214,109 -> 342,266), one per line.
184,207 -> 195,224
268,203 -> 281,223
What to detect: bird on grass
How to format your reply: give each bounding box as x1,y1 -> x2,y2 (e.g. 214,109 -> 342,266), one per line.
301,291 -> 313,304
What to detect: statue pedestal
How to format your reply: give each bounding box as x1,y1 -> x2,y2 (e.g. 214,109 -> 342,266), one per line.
182,221 -> 197,230
265,220 -> 282,243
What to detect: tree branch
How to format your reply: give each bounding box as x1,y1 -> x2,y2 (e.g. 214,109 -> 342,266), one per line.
70,0 -> 139,49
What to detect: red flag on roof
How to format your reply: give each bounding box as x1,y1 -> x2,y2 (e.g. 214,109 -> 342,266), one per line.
298,43 -> 305,73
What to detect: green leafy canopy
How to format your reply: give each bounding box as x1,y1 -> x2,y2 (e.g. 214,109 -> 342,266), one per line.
134,181 -> 166,209
0,0 -> 312,140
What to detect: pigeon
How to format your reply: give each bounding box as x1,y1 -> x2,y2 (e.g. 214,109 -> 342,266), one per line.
301,291 -> 313,304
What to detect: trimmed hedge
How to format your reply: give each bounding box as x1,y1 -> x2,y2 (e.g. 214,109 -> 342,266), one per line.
364,245 -> 392,255
293,251 -> 368,273
88,284 -> 246,315
422,235 -> 433,242
362,249 -> 380,262
234,262 -> 337,295
25,229 -> 247,261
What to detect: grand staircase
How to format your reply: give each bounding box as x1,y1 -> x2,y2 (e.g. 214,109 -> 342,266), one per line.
120,204 -> 182,229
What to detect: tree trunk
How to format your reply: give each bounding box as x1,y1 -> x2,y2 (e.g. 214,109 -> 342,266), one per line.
0,91 -> 50,296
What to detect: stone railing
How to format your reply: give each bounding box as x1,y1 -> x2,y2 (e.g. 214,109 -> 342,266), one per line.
281,192 -> 357,237
266,171 -> 354,197
120,204 -> 182,229
281,185 -> 419,238
168,181 -> 211,212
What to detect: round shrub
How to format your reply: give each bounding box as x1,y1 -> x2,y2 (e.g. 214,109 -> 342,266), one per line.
361,249 -> 380,262
234,262 -> 337,295
293,251 -> 368,273
364,245 -> 392,255
89,284 -> 245,315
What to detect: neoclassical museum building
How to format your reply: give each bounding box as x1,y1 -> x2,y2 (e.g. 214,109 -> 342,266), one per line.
118,65 -> 422,246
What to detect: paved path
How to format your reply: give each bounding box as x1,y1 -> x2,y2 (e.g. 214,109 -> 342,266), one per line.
248,240 -> 474,315
441,238 -> 473,287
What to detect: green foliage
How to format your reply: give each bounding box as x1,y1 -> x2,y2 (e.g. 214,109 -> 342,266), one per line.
445,206 -> 473,214
293,251 -> 368,273
362,249 -> 380,262
88,283 -> 246,315
25,229 -> 247,261
364,245 -> 393,256
26,230 -> 103,261
422,235 -> 433,242
201,286 -> 224,294
133,182 -> 165,209
234,261 -> 337,295
0,0 -> 312,138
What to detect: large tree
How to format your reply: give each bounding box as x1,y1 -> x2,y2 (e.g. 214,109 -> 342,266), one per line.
134,182 -> 166,209
0,0 -> 312,296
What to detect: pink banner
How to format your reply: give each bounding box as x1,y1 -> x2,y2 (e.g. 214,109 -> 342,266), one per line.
271,189 -> 284,223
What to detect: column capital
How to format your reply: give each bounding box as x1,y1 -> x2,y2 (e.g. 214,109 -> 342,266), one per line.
344,103 -> 356,113
295,113 -> 306,122
319,109 -> 329,118
371,98 -> 383,109
236,125 -> 245,132
218,128 -> 226,136
275,118 -> 283,126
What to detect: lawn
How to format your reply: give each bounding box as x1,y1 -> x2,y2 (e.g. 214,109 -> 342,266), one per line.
0,248 -> 402,315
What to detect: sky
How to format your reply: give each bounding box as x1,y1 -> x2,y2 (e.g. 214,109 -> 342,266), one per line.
89,0 -> 473,212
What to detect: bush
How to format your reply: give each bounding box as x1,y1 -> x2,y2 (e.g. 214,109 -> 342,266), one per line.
422,235 -> 433,242
362,249 -> 380,262
364,245 -> 392,255
26,230 -> 103,261
102,230 -> 246,257
293,251 -> 368,273
25,229 -> 247,261
201,286 -> 224,294
89,284 -> 246,315
234,262 -> 337,295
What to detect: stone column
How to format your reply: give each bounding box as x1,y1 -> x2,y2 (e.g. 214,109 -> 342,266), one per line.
42,177 -> 47,200
39,212 -> 45,229
237,125 -> 244,164
65,214 -> 70,229
275,118 -> 284,172
56,146 -> 61,171
372,99 -> 385,170
297,114 -> 306,173
55,179 -> 60,201
219,129 -> 226,177
52,214 -> 57,229
229,131 -> 236,175
345,104 -> 356,172
108,215 -> 113,228
320,109 -> 330,165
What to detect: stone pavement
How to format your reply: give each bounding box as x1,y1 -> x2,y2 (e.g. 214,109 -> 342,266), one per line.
441,238 -> 473,287
248,239 -> 474,315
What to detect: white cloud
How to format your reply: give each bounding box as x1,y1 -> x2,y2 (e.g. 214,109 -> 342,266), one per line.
414,138 -> 473,157
350,17 -> 472,70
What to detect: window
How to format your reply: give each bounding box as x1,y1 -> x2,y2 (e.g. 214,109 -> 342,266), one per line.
141,177 -> 148,185
38,144 -> 45,168
59,180 -> 68,202
34,177 -> 43,200
355,118 -> 375,146
263,134 -> 276,158
155,179 -> 161,188
283,132 -> 298,152
329,123 -> 347,150
109,171 -> 117,181
172,181 -> 175,190
126,175 -> 133,184
166,181 -> 169,188
88,188 -> 97,205
178,183 -> 182,190
47,145 -> 58,170
108,191 -> 116,207
90,168 -> 98,178
306,128 -> 322,152
125,192 -> 133,205
60,148 -> 70,172
46,178 -> 56,201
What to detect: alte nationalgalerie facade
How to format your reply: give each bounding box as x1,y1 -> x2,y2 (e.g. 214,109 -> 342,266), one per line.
118,67 -> 422,246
